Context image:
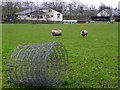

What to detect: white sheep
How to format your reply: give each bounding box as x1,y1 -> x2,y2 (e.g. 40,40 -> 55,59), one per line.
51,30 -> 62,37
80,30 -> 88,37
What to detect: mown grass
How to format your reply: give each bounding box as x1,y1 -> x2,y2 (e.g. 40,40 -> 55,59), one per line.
2,23 -> 118,89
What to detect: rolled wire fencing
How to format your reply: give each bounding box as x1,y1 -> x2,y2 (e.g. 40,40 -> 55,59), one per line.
8,42 -> 68,87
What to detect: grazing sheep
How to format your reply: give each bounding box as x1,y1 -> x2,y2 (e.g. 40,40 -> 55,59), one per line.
110,20 -> 114,24
51,30 -> 62,37
80,30 -> 88,37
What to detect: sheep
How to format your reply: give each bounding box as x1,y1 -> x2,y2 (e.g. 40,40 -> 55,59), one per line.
51,30 -> 62,37
80,30 -> 88,37
110,20 -> 114,24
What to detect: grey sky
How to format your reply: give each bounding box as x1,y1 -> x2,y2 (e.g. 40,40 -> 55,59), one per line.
28,0 -> 119,9
3,0 -> 120,9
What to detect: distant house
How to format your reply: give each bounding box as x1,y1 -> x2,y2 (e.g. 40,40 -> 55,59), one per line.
16,8 -> 63,22
112,9 -> 120,22
112,9 -> 120,16
91,9 -> 112,22
97,9 -> 111,16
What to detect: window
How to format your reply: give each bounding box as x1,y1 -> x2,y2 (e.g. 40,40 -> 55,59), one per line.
48,9 -> 51,12
57,14 -> 60,18
58,15 -> 60,18
37,16 -> 39,19
46,14 -> 50,18
40,16 -> 43,18
57,14 -> 60,15
32,16 -> 36,18
51,15 -> 53,17
27,15 -> 30,17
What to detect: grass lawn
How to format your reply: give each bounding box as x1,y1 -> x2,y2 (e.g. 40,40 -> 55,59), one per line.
2,23 -> 118,88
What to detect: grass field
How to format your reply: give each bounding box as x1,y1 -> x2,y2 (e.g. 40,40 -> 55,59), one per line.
2,23 -> 118,88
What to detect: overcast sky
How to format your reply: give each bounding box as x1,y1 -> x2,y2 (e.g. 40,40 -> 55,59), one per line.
3,0 -> 120,9
26,0 -> 120,9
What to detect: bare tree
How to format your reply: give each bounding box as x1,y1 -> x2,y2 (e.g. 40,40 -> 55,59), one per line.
2,2 -> 17,22
99,3 -> 112,11
98,3 -> 113,16
88,5 -> 97,16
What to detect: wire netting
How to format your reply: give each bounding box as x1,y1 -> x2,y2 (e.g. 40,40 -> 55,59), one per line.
8,42 -> 68,86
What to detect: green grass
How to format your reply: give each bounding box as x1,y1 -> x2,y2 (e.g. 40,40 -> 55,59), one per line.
2,23 -> 118,88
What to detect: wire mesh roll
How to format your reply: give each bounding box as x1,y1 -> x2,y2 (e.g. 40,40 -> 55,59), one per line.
8,42 -> 68,86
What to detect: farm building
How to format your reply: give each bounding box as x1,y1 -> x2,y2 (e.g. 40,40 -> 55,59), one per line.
16,8 -> 63,23
91,9 -> 111,22
97,9 -> 111,17
90,9 -> 120,22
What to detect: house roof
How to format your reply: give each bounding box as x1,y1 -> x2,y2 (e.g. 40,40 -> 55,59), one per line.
16,8 -> 62,15
16,8 -> 38,15
39,7 -> 63,13
97,9 -> 112,16
49,8 -> 63,14
98,9 -> 111,15
32,10 -> 45,15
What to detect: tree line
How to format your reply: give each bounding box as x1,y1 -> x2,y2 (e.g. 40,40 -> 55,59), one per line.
1,1 -> 115,23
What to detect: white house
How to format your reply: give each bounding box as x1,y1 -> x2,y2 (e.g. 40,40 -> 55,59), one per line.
16,8 -> 63,22
112,9 -> 120,16
97,9 -> 110,16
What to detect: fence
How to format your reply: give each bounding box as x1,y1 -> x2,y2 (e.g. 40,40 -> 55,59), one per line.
8,42 -> 68,86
